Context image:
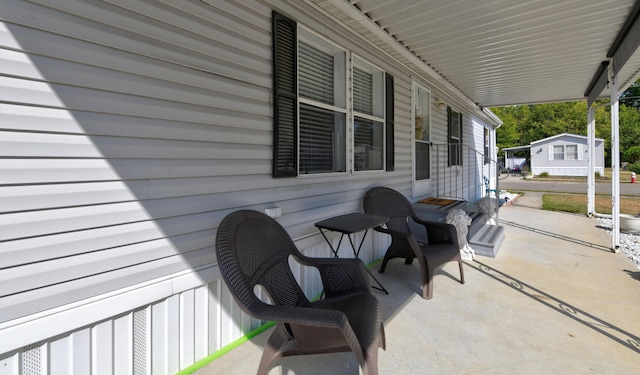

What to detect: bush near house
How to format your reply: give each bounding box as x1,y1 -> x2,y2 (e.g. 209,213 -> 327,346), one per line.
628,162 -> 640,174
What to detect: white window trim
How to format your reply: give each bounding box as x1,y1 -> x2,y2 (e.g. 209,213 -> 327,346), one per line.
352,54 -> 386,173
411,79 -> 432,197
297,26 -> 349,177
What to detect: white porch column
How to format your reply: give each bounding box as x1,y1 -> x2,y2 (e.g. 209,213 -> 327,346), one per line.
587,105 -> 596,216
609,64 -> 620,252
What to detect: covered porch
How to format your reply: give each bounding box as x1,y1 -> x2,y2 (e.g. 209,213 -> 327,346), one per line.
196,194 -> 640,374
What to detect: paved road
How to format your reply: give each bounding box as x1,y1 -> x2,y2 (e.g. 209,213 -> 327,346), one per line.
497,175 -> 640,196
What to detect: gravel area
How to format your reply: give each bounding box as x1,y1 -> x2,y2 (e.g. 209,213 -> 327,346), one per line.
597,218 -> 640,270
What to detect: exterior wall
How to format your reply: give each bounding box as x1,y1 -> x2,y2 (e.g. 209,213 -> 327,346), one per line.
0,0 -> 498,373
531,134 -> 605,176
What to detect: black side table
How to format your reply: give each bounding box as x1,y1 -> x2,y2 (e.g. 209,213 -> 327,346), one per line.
315,212 -> 389,294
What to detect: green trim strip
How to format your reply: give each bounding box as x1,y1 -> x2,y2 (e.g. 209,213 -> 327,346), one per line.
176,257 -> 384,374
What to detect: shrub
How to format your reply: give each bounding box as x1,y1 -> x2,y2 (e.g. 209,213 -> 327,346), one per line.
594,171 -> 601,178
628,162 -> 640,174
538,171 -> 549,177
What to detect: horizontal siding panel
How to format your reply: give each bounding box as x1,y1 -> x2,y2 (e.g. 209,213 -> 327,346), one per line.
105,159 -> 271,180
0,247 -> 213,323
6,82 -> 269,131
2,0 -> 270,87
0,131 -> 103,158
0,104 -> 270,145
0,181 -> 146,213
0,222 -> 161,268
0,202 -> 153,241
20,55 -> 270,117
105,0 -> 271,60
1,132 -> 271,160
0,48 -> 43,79
0,76 -> 63,107
0,159 -> 120,185
1,224 -> 213,276
0,104 -> 84,133
0,25 -> 270,104
89,137 -> 271,160
0,158 -> 271,185
69,112 -> 271,144
0,238 -> 188,297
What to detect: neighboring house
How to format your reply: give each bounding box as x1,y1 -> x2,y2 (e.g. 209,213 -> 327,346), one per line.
0,1 -> 500,374
504,133 -> 605,176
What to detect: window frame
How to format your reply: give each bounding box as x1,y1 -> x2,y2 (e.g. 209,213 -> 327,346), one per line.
297,27 -> 348,176
352,55 -> 386,172
271,11 -> 394,178
448,107 -> 463,166
565,144 -> 578,160
552,145 -> 565,160
412,80 -> 432,196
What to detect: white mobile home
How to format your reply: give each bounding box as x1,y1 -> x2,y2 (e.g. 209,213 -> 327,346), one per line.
531,133 -> 605,177
0,1 -> 500,373
504,133 -> 606,177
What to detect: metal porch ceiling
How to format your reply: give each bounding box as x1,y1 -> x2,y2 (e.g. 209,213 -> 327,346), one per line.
310,0 -> 640,108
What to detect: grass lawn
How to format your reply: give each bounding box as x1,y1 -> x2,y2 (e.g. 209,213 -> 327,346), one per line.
543,193 -> 640,215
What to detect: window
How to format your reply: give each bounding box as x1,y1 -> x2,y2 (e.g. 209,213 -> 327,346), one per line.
413,82 -> 431,181
353,57 -> 385,171
298,38 -> 346,174
271,12 -> 394,177
484,128 -> 490,165
448,107 -> 463,166
566,144 -> 578,160
553,145 -> 564,160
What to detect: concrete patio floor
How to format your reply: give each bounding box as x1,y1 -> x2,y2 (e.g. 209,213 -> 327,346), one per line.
196,192 -> 640,374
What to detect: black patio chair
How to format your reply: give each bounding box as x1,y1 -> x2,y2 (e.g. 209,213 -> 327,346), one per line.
363,187 -> 465,299
215,210 -> 386,375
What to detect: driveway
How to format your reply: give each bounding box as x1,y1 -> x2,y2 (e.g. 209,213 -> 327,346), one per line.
498,176 -> 640,196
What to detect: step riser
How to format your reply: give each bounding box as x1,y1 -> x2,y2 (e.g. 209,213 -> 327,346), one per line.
469,224 -> 505,258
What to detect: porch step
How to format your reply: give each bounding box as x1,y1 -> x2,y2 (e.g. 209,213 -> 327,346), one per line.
469,224 -> 505,258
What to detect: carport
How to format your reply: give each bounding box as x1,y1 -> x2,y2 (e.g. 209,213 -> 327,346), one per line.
312,0 -> 640,250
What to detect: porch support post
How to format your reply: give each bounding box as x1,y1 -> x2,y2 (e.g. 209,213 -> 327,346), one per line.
587,105 -> 596,216
609,63 -> 621,252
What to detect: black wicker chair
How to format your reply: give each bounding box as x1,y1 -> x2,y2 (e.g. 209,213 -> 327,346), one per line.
215,210 -> 385,375
363,187 -> 465,299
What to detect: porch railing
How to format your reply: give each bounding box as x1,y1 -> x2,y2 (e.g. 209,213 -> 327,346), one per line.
431,142 -> 502,216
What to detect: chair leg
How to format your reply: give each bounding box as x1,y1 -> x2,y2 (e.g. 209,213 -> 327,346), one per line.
257,323 -> 294,375
379,254 -> 391,273
360,340 -> 380,375
422,265 -> 434,300
458,260 -> 465,284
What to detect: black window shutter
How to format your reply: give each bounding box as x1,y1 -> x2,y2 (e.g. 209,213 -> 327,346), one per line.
459,113 -> 463,166
385,73 -> 394,171
447,106 -> 453,166
272,11 -> 297,178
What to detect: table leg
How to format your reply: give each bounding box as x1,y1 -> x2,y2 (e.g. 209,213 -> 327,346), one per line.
349,230 -> 389,294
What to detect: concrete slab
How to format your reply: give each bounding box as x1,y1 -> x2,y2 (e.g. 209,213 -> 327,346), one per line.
195,201 -> 640,375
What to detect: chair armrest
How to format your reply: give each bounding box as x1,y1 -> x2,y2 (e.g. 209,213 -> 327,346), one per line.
372,225 -> 412,239
294,254 -> 372,297
410,217 -> 459,247
248,301 -> 350,329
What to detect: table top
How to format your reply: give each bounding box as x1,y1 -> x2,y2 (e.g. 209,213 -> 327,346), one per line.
315,212 -> 388,234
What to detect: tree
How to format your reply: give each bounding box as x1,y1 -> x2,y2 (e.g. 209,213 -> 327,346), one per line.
623,145 -> 640,163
